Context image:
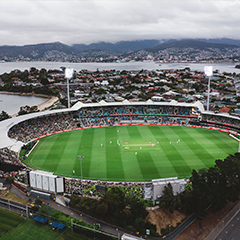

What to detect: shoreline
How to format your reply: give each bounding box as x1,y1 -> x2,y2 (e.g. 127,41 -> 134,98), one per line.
0,91 -> 58,117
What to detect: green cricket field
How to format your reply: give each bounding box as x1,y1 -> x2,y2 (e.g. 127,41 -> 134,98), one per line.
24,125 -> 238,181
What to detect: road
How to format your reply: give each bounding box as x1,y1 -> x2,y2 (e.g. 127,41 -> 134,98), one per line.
215,210 -> 240,240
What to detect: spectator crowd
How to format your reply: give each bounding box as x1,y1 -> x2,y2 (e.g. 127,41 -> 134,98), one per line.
7,105 -> 201,143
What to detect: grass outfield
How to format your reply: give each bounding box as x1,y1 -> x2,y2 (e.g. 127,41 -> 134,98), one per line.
24,125 -> 239,181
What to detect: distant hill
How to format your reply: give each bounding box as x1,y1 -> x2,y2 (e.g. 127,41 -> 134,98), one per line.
71,40 -> 160,54
0,42 -> 73,57
196,38 -> 240,46
146,39 -> 238,52
0,38 -> 239,61
0,40 -> 160,59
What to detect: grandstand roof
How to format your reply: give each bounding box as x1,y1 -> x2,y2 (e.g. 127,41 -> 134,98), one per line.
71,99 -> 205,111
0,108 -> 73,150
202,110 -> 240,120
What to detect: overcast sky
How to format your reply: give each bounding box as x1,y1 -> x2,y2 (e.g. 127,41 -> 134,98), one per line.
1,0 -> 240,46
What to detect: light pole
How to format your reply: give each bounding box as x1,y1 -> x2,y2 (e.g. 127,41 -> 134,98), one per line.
78,155 -> 84,195
116,228 -> 119,240
67,78 -> 70,108
204,66 -> 213,111
169,224 -> 171,234
207,75 -> 211,111
65,68 -> 74,109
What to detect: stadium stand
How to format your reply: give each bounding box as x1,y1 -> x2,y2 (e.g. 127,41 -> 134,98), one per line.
197,112 -> 240,132
0,148 -> 24,167
5,100 -> 204,144
1,99 -> 240,184
8,113 -> 77,143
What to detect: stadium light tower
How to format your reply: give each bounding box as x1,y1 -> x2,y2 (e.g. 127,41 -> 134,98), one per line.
204,66 -> 213,111
65,68 -> 74,108
78,155 -> 84,195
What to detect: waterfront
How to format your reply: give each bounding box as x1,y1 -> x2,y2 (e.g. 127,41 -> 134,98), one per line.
0,93 -> 47,116
0,61 -> 240,74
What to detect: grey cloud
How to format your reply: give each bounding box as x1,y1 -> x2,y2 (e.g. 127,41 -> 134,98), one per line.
0,0 -> 240,46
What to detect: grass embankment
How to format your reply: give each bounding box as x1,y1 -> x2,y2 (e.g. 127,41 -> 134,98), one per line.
0,190 -> 28,205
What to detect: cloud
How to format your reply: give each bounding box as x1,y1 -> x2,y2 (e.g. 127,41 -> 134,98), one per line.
0,0 -> 240,46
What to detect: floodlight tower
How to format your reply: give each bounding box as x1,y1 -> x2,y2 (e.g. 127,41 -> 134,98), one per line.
65,68 -> 74,108
204,66 -> 213,111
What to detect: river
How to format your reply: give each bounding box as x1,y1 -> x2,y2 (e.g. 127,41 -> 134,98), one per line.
0,61 -> 240,74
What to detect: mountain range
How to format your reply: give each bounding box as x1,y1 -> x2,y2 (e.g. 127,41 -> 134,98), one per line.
0,38 -> 240,60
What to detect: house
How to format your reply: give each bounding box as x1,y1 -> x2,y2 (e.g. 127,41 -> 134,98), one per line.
220,107 -> 230,113
151,96 -> 164,102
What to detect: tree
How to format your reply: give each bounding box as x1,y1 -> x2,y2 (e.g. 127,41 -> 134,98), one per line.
18,106 -> 29,116
30,67 -> 38,74
127,196 -> 148,221
0,111 -> 11,121
215,153 -> 240,203
189,169 -> 211,221
161,183 -> 175,212
134,218 -> 145,232
39,68 -> 49,85
95,203 -> 108,215
206,166 -> 227,210
35,198 -> 43,206
100,187 -> 125,215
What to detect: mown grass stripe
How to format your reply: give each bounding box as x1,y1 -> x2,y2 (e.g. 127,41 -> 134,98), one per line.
200,129 -> 238,154
106,127 -> 125,181
41,132 -> 71,173
170,127 -> 210,172
121,152 -> 143,181
61,130 -> 84,178
75,128 -> 94,179
136,151 -> 160,181
156,126 -> 192,178
127,125 -> 142,139
171,127 -> 215,169
28,135 -> 56,169
182,127 -> 236,168
119,127 -> 143,181
147,125 -> 178,178
88,127 -> 107,180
